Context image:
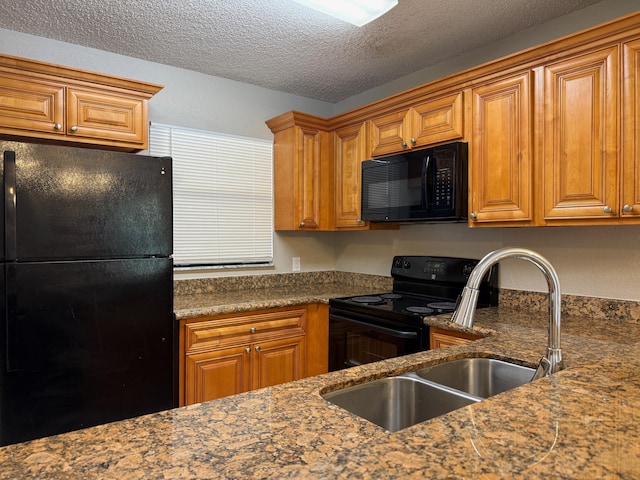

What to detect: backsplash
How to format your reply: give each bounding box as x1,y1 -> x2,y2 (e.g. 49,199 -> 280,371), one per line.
500,289 -> 640,323
173,271 -> 392,296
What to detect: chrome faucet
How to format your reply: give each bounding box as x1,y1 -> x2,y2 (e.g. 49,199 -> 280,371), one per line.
451,247 -> 564,380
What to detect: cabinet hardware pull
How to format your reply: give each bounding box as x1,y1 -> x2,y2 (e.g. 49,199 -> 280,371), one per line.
70,125 -> 78,132
250,327 -> 256,333
54,123 -> 62,130
299,221 -> 305,227
245,347 -> 251,354
623,204 -> 633,213
603,206 -> 612,214
401,141 -> 407,148
410,137 -> 416,144
470,213 -> 477,220
255,346 -> 261,352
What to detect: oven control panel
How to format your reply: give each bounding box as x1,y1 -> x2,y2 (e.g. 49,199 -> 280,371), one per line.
391,256 -> 480,283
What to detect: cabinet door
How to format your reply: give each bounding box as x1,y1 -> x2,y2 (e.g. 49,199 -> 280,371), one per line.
470,72 -> 532,224
542,46 -> 618,220
295,127 -> 328,229
429,327 -> 481,349
253,336 -> 305,390
0,73 -> 65,136
369,109 -> 410,156
622,38 -> 640,217
411,91 -> 464,148
185,345 -> 251,404
334,123 -> 368,229
66,87 -> 146,146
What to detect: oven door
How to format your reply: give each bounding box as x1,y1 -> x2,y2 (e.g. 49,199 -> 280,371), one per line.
328,310 -> 426,372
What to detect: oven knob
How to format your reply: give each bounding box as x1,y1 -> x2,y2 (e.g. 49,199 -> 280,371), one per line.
463,264 -> 474,276
403,260 -> 411,270
394,258 -> 403,269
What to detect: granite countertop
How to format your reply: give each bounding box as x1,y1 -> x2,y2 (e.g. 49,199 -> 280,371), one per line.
1,303 -> 639,479
173,279 -> 389,320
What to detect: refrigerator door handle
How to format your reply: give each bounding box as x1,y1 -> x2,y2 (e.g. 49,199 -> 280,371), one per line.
5,266 -> 18,372
4,150 -> 17,261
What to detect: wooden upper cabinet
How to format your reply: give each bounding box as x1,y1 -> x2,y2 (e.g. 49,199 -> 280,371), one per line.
369,91 -> 464,157
271,122 -> 332,231
334,122 -> 368,229
0,54 -> 162,151
0,72 -> 65,135
66,87 -> 146,145
542,46 -> 619,221
470,72 -> 532,225
622,38 -> 640,218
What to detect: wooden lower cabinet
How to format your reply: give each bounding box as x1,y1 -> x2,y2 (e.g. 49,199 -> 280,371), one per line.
429,326 -> 482,349
180,304 -> 328,406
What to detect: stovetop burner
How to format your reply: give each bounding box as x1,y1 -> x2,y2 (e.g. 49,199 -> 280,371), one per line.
427,301 -> 457,311
405,306 -> 435,315
351,295 -> 385,305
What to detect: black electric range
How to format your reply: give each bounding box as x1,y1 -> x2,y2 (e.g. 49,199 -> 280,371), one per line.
328,256 -> 498,371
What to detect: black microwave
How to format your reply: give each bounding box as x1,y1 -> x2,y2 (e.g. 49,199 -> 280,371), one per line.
361,142 -> 468,222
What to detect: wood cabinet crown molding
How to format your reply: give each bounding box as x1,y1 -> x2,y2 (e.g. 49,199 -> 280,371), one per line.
0,54 -> 163,96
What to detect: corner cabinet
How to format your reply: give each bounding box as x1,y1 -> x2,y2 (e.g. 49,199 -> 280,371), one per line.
0,54 -> 162,151
180,304 -> 328,406
469,71 -> 533,226
369,91 -> 464,157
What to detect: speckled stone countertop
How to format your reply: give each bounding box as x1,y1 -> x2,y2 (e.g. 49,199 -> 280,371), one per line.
1,301 -> 639,478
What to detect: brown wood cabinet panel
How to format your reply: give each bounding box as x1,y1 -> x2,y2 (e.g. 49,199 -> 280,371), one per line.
272,124 -> 332,230
411,91 -> 464,147
253,336 -> 305,390
429,326 -> 482,349
542,46 -> 619,220
470,72 -> 533,225
0,72 -> 65,135
66,87 -> 146,145
185,345 -> 251,404
369,109 -> 410,156
334,122 -> 368,229
623,38 -> 640,217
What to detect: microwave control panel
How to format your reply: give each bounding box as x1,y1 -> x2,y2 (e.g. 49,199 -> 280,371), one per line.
433,153 -> 455,210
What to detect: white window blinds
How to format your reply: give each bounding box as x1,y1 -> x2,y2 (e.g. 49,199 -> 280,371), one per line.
149,123 -> 273,267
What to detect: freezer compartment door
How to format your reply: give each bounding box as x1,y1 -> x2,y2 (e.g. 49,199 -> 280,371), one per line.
0,257 -> 174,446
3,141 -> 172,261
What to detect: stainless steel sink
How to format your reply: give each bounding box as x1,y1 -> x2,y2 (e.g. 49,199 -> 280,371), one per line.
322,357 -> 536,432
415,358 -> 535,398
322,374 -> 479,432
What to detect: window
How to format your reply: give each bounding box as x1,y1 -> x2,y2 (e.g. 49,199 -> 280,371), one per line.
149,123 -> 273,268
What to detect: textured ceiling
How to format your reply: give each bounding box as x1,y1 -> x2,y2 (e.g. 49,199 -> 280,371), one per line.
0,0 -> 603,103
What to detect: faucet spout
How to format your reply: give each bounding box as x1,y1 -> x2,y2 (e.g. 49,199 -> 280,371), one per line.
451,247 -> 564,379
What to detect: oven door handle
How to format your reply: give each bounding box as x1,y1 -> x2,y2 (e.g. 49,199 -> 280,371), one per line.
330,314 -> 420,339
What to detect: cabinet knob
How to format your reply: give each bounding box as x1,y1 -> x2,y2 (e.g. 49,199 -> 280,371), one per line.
356,218 -> 362,224
53,123 -> 62,131
401,141 -> 408,148
470,212 -> 477,221
250,327 -> 256,333
603,206 -> 612,214
623,204 -> 633,213
70,125 -> 78,132
245,347 -> 251,354
299,221 -> 305,227
255,346 -> 261,352
410,137 -> 416,144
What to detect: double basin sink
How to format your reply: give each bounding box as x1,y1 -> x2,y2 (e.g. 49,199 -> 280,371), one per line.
322,358 -> 535,432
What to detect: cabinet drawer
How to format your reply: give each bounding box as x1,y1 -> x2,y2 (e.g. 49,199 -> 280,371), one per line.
185,308 -> 307,352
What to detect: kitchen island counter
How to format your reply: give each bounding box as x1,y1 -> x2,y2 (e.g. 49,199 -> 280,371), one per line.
1,306 -> 639,479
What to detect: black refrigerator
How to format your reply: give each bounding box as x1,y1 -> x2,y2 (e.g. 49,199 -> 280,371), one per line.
0,141 -> 176,446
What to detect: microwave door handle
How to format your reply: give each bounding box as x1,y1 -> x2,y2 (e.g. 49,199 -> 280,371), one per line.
422,155 -> 431,210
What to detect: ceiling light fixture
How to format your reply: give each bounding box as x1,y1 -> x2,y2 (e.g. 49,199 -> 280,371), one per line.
293,0 -> 398,27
